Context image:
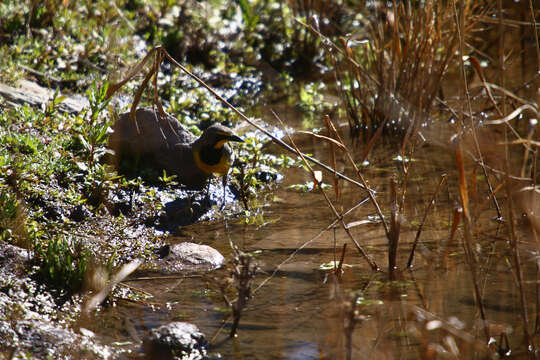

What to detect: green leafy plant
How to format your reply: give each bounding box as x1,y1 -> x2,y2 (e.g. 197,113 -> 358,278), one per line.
237,0 -> 260,33
231,135 -> 294,210
0,187 -> 18,242
288,181 -> 330,192
76,82 -> 113,168
33,235 -> 89,295
159,170 -> 178,186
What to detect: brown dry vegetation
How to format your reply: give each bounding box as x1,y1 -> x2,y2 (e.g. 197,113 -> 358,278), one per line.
2,0 -> 540,358
298,1 -> 540,357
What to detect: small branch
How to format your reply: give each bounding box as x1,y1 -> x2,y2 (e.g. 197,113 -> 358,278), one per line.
273,111 -> 378,270
407,174 -> 447,268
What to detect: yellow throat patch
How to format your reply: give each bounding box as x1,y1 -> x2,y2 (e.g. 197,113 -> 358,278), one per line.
193,148 -> 231,175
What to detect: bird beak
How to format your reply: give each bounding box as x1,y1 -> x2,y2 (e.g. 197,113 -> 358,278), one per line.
228,134 -> 244,143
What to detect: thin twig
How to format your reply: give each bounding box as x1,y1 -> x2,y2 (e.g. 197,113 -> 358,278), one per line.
407,174 -> 447,268
157,47 -> 371,192
455,3 -> 503,220
504,149 -> 533,348
323,115 -> 391,242
273,111 -> 378,270
252,196 -> 371,295
454,1 -> 490,342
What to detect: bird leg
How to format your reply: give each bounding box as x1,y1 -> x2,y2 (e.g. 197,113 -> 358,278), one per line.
221,174 -> 228,209
205,179 -> 211,203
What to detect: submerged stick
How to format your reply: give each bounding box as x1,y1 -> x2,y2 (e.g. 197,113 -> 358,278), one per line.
455,139 -> 490,343
388,176 -> 400,275
252,197 -> 370,294
407,174 -> 447,268
274,111 -> 378,270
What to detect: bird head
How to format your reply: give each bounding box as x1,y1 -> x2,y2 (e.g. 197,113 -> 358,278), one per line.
192,124 -> 243,176
197,123 -> 243,149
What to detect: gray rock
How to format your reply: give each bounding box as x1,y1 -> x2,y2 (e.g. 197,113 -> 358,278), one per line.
0,319 -> 114,360
0,241 -> 29,275
156,242 -> 224,273
143,322 -> 207,360
0,242 -> 118,359
0,80 -> 88,113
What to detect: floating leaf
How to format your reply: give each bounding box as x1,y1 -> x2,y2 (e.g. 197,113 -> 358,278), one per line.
319,261 -> 352,271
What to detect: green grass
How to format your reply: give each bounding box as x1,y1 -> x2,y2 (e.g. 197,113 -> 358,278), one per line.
0,0 -> 319,296
33,235 -> 89,295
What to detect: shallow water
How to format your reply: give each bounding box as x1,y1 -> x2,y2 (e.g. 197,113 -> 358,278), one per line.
87,5 -> 540,356
84,120 -> 539,359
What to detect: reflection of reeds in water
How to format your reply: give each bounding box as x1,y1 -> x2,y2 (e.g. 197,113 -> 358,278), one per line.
127,2 -> 540,355
295,1 -> 540,357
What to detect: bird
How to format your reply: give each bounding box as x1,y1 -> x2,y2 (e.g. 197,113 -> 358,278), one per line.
108,107 -> 243,190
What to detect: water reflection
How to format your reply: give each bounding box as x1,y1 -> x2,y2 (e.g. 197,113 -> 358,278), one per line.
88,124 -> 539,359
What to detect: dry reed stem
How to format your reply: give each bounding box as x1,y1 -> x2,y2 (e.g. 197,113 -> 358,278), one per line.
529,0 -> 540,109
528,2 -> 540,322
472,181 -> 505,224
106,46 -> 375,194
496,0 -> 534,350
520,123 -> 536,178
321,115 -> 391,241
472,14 -> 540,28
455,138 -> 490,342
407,174 -> 447,268
272,110 -> 378,270
453,2 -> 503,221
388,176 -> 400,275
332,227 -> 337,273
503,156 -> 533,349
323,115 -> 340,201
469,56 -> 503,116
440,207 -> 462,267
532,151 -> 540,333
454,1 -> 491,337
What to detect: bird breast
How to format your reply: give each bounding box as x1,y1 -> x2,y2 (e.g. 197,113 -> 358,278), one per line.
194,144 -> 232,175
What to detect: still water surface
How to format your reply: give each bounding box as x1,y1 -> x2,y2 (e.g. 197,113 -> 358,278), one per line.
92,125 -> 536,359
